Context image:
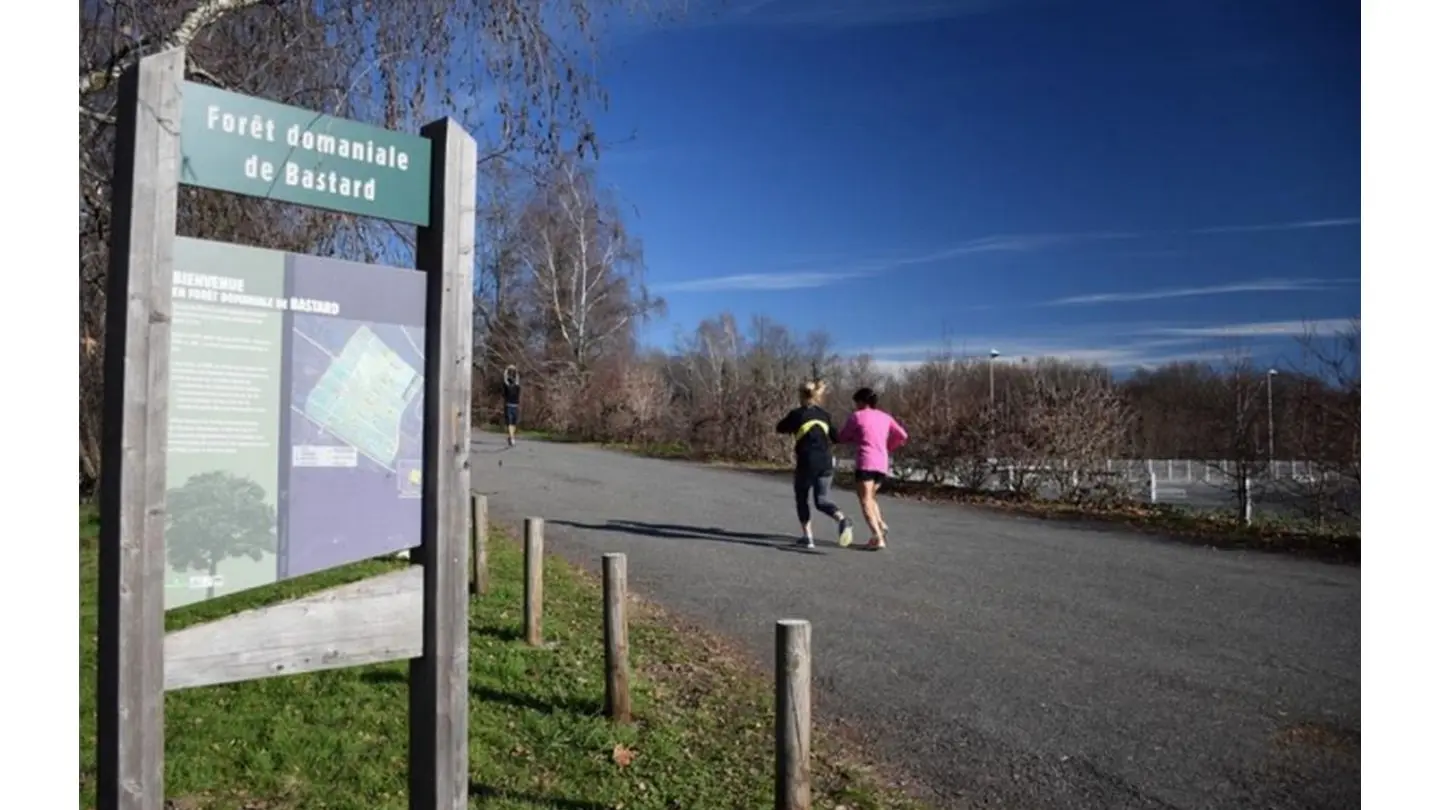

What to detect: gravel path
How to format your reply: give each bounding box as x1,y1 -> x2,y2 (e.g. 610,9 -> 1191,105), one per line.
472,432 -> 1360,810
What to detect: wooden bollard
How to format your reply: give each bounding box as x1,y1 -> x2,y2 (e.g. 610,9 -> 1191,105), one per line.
470,492 -> 488,596
775,619 -> 812,810
602,553 -> 632,724
523,517 -> 544,646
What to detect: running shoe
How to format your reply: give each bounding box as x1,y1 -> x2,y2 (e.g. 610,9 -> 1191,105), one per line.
837,517 -> 854,548
795,536 -> 816,549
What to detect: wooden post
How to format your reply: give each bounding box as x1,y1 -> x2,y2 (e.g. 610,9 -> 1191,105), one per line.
470,492 -> 488,596
775,619 -> 812,810
602,553 -> 632,724
97,47 -> 184,810
524,517 -> 545,646
409,116 -> 476,810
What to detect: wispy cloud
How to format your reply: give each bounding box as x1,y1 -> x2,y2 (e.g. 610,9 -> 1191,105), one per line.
654,232 -> 1117,294
1185,217 -> 1361,235
858,338 -> 1233,375
958,216 -> 1358,255
654,217 -> 1359,295
1143,318 -> 1359,338
848,318 -> 1359,375
1043,277 -> 1351,307
653,270 -> 872,293
722,0 -> 1034,28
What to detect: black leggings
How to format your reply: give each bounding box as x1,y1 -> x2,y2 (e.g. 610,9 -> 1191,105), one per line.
793,468 -> 841,524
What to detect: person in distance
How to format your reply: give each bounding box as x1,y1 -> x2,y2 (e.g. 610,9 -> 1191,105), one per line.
502,365 -> 522,447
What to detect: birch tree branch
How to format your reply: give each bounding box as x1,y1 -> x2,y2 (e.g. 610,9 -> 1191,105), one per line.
79,0 -> 267,97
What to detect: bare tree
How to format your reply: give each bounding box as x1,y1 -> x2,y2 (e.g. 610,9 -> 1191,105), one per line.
885,354 -> 989,488
1279,319 -> 1361,525
1189,347 -> 1271,522
518,157 -> 661,379
1018,362 -> 1134,505
671,313 -> 744,452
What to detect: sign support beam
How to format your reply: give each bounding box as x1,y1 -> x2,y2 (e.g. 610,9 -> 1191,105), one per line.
97,47 -> 184,810
409,117 -> 476,810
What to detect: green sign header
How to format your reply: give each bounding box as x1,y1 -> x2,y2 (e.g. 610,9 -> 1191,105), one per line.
179,82 -> 432,226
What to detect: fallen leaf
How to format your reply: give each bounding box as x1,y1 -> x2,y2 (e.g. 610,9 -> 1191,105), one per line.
612,743 -> 636,768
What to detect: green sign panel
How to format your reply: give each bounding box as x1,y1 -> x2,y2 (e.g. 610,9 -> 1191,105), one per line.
179,82 -> 432,226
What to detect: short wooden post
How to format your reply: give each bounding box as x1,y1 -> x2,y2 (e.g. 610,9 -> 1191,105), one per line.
524,517 -> 544,646
602,553 -> 632,724
775,619 -> 812,810
470,492 -> 488,596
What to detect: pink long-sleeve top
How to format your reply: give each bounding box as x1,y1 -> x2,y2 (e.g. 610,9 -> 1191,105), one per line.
837,408 -> 909,474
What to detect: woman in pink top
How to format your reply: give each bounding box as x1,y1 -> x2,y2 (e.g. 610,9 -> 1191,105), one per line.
836,387 -> 909,550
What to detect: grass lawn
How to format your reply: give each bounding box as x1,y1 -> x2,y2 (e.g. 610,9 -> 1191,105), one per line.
78,508 -> 926,809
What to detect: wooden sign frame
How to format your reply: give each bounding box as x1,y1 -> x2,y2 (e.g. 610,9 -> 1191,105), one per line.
95,47 -> 475,810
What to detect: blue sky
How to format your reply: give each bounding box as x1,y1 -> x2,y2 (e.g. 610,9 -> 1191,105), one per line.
586,0 -> 1359,372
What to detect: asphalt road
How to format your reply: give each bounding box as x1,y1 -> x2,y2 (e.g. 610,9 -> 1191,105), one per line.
472,432 -> 1360,810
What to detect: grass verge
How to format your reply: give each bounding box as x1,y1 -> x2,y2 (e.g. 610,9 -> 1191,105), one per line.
79,506 -> 928,810
488,433 -> 1360,565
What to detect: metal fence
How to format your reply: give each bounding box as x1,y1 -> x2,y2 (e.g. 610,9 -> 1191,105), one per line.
1093,459 -> 1339,485
848,457 -> 1357,518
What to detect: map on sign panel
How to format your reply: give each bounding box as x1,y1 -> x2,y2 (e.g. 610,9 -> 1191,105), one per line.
291,319 -> 424,493
297,323 -> 423,472
280,253 -> 426,582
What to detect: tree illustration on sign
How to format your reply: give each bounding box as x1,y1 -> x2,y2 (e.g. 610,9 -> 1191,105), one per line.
166,471 -> 277,600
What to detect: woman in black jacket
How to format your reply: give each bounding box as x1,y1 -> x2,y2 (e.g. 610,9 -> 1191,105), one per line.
775,380 -> 855,549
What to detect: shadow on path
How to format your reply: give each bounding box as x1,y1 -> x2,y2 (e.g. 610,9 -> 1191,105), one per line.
549,518 -> 787,549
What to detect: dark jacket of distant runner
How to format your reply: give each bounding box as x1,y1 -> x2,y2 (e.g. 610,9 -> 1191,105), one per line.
776,405 -> 836,476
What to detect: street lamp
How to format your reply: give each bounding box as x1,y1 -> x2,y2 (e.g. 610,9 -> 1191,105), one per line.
988,348 -> 1000,407
988,349 -> 999,464
1266,368 -> 1277,468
